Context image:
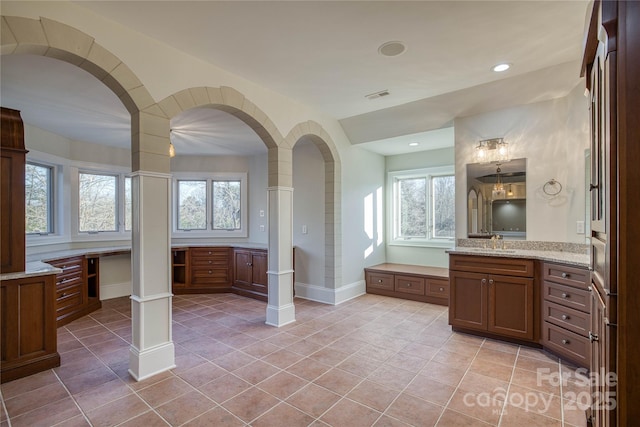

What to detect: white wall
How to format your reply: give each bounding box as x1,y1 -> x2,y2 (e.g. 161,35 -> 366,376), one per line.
454,84 -> 589,243
385,147 -> 455,268
342,147 -> 387,283
292,140 -> 325,288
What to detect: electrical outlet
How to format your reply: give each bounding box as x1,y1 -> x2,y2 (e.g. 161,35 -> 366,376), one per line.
259,209 -> 265,217
576,220 -> 585,234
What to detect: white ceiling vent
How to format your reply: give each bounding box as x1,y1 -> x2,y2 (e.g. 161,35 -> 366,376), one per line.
365,90 -> 390,100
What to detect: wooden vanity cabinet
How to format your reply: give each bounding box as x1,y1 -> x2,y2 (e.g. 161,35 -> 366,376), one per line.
541,262 -> 591,368
187,247 -> 232,293
1,274 -> 60,383
47,256 -> 102,327
232,248 -> 268,301
449,255 -> 535,342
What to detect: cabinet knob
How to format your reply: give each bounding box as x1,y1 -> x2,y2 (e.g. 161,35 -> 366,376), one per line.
488,279 -> 494,285
61,293 -> 67,297
378,279 -> 383,283
406,283 -> 411,287
561,293 -> 569,298
562,339 -> 570,345
561,314 -> 569,320
208,270 -> 212,274
208,260 -> 212,264
561,272 -> 569,278
481,278 -> 487,285
208,251 -> 212,255
439,287 -> 444,292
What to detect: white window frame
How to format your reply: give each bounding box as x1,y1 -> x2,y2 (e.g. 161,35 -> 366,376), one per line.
70,162 -> 132,242
388,166 -> 455,248
25,161 -> 56,236
172,172 -> 248,238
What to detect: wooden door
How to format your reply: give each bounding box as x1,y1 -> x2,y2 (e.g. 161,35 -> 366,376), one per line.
233,249 -> 252,287
449,271 -> 487,332
488,274 -> 534,340
251,251 -> 268,294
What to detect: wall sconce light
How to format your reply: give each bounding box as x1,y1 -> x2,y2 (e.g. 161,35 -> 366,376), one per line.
476,138 -> 509,163
169,129 -> 176,158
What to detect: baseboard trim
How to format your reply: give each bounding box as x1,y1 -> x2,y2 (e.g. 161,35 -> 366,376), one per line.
294,280 -> 366,305
128,342 -> 175,382
100,281 -> 131,300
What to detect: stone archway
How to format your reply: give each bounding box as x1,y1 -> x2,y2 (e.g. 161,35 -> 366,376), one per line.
157,86 -> 297,326
286,121 -> 342,296
2,15 -> 175,381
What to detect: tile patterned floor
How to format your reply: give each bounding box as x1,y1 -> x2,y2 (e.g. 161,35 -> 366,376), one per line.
0,293 -> 591,426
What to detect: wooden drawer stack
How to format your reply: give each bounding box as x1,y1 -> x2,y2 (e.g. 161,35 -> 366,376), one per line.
48,256 -> 85,326
365,263 -> 449,306
188,247 -> 232,292
541,262 -> 591,367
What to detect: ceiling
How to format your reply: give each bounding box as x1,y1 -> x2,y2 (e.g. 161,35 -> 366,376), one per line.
1,1 -> 590,156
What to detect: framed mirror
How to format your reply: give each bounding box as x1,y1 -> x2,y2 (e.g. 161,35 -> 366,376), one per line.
466,158 -> 526,239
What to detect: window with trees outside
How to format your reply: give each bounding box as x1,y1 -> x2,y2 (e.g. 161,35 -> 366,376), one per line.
389,166 -> 455,246
174,173 -> 247,236
25,162 -> 54,234
79,172 -> 118,232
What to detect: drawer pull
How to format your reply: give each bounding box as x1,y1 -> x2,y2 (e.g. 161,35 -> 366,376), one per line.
378,279 -> 383,283
208,260 -> 212,264
561,293 -> 569,299
481,278 -> 487,285
561,272 -> 569,278
208,251 -> 212,255
562,339 -> 570,345
406,283 -> 411,287
208,270 -> 212,274
61,293 -> 67,297
561,314 -> 570,320
488,279 -> 494,285
439,287 -> 444,292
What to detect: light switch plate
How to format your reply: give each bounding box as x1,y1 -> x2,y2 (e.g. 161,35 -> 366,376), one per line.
576,220 -> 585,234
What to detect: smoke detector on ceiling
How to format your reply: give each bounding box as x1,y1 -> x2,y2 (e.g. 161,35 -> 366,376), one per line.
365,90 -> 390,100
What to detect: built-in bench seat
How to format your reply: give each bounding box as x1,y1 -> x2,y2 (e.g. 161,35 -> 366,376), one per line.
364,263 -> 449,306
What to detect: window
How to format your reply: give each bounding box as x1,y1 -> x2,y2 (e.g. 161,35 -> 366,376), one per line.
78,172 -> 118,232
389,167 -> 455,246
212,180 -> 241,230
25,162 -> 54,234
174,173 -> 247,236
124,176 -> 132,231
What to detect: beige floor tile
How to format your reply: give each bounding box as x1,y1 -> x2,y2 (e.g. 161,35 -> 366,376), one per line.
258,371 -> 309,399
221,387 -> 279,423
436,409 -> 494,426
404,375 -> 456,406
252,402 -> 315,427
197,373 -> 251,403
320,398 -> 382,427
287,383 -> 341,418
155,390 -> 214,425
384,393 -> 443,426
347,380 -> 401,412
136,376 -> 193,407
500,403 -> 562,426
85,394 -> 150,427
182,406 -> 244,427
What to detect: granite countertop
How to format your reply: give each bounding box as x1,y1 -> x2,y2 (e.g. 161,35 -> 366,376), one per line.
446,247 -> 590,268
0,261 -> 62,281
25,242 -> 269,264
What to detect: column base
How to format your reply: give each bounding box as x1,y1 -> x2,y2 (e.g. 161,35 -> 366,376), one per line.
128,342 -> 175,382
266,303 -> 296,327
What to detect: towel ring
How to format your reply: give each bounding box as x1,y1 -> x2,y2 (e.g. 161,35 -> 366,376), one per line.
543,179 -> 562,196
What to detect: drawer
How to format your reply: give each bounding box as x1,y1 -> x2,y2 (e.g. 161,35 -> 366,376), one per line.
426,278 -> 449,299
449,255 -> 534,278
542,262 -> 589,290
56,275 -> 83,291
366,272 -> 394,291
543,322 -> 590,367
190,248 -> 230,258
191,267 -> 230,285
543,300 -> 590,337
56,286 -> 84,312
191,256 -> 229,267
48,256 -> 83,271
543,281 -> 590,313
394,275 -> 425,295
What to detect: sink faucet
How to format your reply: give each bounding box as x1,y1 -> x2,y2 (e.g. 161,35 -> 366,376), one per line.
491,234 -> 502,250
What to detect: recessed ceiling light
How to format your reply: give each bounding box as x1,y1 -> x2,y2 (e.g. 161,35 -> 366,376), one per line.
409,142 -> 419,147
492,63 -> 511,72
378,41 -> 406,57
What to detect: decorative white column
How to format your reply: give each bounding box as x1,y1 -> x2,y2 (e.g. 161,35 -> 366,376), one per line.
129,111 -> 175,381
266,186 -> 296,326
128,171 -> 175,380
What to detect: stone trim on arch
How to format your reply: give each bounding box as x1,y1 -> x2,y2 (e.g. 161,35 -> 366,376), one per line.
286,121 -> 343,290
1,15 -> 155,115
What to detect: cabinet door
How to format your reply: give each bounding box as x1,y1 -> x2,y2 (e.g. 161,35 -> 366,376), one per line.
488,274 -> 534,340
449,271 -> 487,332
251,251 -> 268,294
234,250 -> 252,287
